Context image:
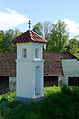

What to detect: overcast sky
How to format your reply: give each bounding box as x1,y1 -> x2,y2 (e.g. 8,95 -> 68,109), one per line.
0,0 -> 79,38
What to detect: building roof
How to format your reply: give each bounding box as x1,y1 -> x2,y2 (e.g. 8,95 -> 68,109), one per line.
44,51 -> 78,76
12,30 -> 47,44
0,52 -> 16,76
0,51 -> 78,77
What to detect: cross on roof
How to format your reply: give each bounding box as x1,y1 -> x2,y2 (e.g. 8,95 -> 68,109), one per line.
28,20 -> 31,30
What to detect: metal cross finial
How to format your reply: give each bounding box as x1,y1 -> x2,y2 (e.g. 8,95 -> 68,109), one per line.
28,20 -> 31,30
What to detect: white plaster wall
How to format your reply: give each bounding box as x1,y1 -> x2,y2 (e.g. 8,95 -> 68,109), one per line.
32,43 -> 43,59
58,76 -> 68,86
58,59 -> 79,86
17,42 -> 32,59
9,77 -> 16,91
33,60 -> 44,97
16,59 -> 44,98
17,42 -> 43,60
16,42 -> 44,98
16,60 -> 35,98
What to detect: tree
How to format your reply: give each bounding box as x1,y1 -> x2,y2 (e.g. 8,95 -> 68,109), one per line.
42,21 -> 52,41
70,44 -> 79,58
47,20 -> 69,52
66,38 -> 79,51
66,38 -> 79,58
42,21 -> 52,50
33,22 -> 43,36
33,21 -> 52,41
33,21 -> 52,50
0,29 -> 21,52
0,31 -> 4,50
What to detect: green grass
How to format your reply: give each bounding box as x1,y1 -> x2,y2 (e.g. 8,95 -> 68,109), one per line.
0,86 -> 79,119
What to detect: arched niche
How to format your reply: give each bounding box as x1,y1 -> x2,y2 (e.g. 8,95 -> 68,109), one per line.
35,66 -> 41,95
22,48 -> 27,58
35,48 -> 39,58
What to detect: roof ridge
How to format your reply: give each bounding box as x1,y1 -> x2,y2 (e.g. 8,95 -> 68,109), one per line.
66,51 -> 79,61
31,30 -> 48,42
29,30 -> 35,41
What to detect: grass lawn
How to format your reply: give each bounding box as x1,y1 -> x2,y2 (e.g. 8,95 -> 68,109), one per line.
0,86 -> 79,119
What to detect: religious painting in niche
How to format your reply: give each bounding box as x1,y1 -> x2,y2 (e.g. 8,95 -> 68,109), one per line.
35,48 -> 39,58
22,48 -> 27,58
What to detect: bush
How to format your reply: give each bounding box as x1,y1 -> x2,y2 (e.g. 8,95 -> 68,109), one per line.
4,103 -> 27,119
0,86 -> 79,119
1,92 -> 16,102
61,85 -> 72,96
25,111 -> 42,119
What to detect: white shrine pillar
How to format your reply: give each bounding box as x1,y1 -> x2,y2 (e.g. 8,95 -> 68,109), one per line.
12,30 -> 47,100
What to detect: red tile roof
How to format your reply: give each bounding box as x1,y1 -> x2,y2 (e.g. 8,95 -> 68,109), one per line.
12,30 -> 47,44
0,51 -> 78,77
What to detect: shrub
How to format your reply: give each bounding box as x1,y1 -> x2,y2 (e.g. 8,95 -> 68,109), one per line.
25,111 -> 42,119
1,92 -> 16,102
4,104 -> 27,119
0,86 -> 79,119
61,85 -> 72,96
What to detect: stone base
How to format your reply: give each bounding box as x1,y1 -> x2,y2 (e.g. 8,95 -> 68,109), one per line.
15,96 -> 45,106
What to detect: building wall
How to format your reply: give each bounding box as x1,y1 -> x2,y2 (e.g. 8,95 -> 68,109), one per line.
16,60 -> 35,98
17,42 -> 43,60
16,42 -> 44,98
9,77 -> 16,91
58,59 -> 79,86
9,59 -> 79,90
